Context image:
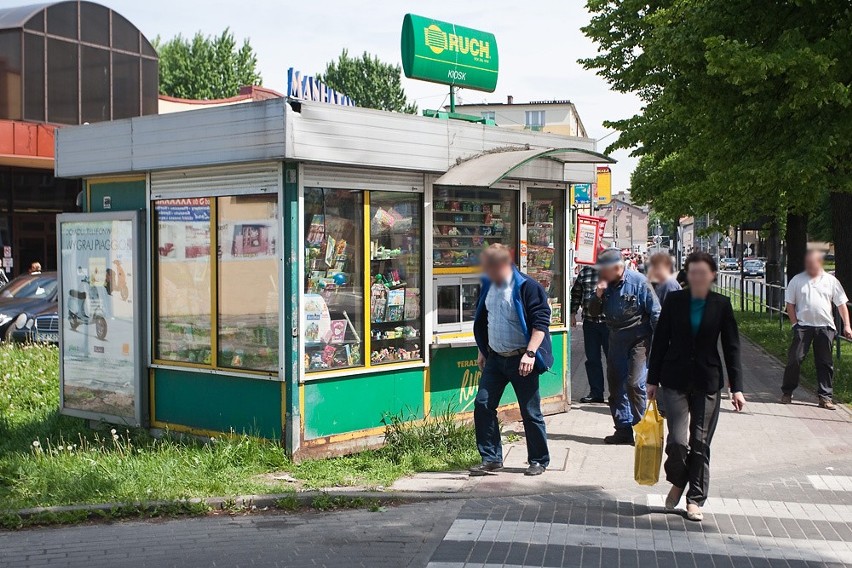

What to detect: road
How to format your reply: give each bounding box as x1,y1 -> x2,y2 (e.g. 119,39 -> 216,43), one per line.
3,332 -> 852,567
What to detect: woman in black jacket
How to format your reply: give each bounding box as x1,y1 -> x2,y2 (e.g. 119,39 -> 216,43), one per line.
647,252 -> 746,522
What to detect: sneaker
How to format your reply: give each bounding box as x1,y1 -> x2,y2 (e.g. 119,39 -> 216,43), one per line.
819,398 -> 837,410
780,393 -> 792,404
580,394 -> 605,404
686,503 -> 704,522
524,464 -> 546,476
604,429 -> 634,445
469,461 -> 503,476
665,485 -> 685,510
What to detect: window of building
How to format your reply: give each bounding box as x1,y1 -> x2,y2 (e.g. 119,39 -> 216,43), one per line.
432,187 -> 518,270
481,111 -> 495,122
112,52 -> 140,119
47,38 -> 79,124
46,2 -> 78,40
111,12 -> 140,53
0,30 -> 22,120
527,188 -> 566,324
525,110 -> 546,130
81,46 -> 110,124
23,33 -> 45,122
80,3 -> 110,47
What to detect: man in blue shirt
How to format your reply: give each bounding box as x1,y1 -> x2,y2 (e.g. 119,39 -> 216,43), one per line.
588,248 -> 661,445
471,244 -> 553,476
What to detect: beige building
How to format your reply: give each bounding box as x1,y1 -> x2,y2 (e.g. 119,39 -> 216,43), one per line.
450,97 -> 588,137
599,192 -> 649,251
158,86 -> 283,114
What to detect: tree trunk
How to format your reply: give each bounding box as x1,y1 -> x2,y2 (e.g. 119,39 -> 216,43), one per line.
831,191 -> 852,292
785,211 -> 808,281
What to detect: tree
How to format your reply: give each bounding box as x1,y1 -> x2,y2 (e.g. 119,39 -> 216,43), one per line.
581,0 -> 852,287
320,49 -> 417,114
155,28 -> 262,100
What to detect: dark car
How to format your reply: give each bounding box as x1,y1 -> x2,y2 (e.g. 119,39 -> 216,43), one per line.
743,260 -> 765,279
10,303 -> 59,344
0,272 -> 58,341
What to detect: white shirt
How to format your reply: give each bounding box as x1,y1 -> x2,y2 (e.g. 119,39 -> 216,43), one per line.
485,274 -> 528,353
785,270 -> 848,329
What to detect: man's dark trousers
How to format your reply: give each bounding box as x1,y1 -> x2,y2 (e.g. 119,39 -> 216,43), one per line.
782,325 -> 835,399
583,319 -> 609,400
474,353 -> 550,467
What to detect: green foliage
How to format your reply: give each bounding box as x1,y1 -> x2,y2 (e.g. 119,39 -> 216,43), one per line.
155,28 -> 262,99
580,0 -> 852,226
320,49 -> 418,113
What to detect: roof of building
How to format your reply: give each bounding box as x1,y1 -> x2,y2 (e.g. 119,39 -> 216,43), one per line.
454,99 -> 576,107
0,3 -> 49,29
159,86 -> 284,106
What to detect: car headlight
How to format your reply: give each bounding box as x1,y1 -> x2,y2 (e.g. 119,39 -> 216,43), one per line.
0,313 -> 10,327
14,313 -> 28,329
25,318 -> 34,329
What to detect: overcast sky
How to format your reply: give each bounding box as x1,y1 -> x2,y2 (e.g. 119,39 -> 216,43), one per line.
101,0 -> 641,192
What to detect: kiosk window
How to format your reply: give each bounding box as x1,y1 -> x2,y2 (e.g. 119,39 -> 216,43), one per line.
154,198 -> 213,365
527,188 -> 565,324
304,189 -> 364,373
217,195 -> 279,372
434,277 -> 480,332
433,188 -> 517,270
368,192 -> 423,365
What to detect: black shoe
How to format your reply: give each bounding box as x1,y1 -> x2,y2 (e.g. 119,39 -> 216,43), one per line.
525,464 -> 546,476
580,395 -> 605,404
604,429 -> 634,445
469,461 -> 503,476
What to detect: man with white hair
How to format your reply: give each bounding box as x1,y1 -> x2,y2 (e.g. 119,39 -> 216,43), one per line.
782,250 -> 852,409
588,248 -> 661,444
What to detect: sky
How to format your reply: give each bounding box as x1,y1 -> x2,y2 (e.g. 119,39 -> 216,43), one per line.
100,0 -> 641,192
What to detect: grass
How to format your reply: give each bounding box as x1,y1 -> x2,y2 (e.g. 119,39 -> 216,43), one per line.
715,286 -> 852,402
0,344 -> 478,527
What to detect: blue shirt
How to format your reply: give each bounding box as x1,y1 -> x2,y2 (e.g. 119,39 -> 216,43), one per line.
690,297 -> 706,335
654,276 -> 682,307
485,273 -> 528,353
589,269 -> 660,336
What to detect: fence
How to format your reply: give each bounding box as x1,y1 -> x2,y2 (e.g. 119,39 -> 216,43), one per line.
714,272 -> 850,359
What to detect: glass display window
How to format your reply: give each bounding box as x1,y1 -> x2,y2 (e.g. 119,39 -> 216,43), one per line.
217,195 -> 280,372
433,276 -> 481,333
432,187 -> 517,271
303,189 -> 364,373
527,188 -> 566,325
368,192 -> 423,365
154,198 -> 213,364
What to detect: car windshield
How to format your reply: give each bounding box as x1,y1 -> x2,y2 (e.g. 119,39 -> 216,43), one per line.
744,261 -> 762,269
0,274 -> 57,299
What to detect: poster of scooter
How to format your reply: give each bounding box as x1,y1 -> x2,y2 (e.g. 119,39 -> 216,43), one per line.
58,211 -> 145,426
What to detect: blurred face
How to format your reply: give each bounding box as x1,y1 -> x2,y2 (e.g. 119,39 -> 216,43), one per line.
482,256 -> 512,284
648,260 -> 672,284
805,252 -> 823,276
598,264 -> 624,283
687,260 -> 715,295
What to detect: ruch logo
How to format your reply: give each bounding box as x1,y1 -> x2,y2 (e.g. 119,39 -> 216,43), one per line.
423,24 -> 491,60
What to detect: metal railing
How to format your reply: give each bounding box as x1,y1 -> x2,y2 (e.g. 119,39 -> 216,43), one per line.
714,272 -> 851,359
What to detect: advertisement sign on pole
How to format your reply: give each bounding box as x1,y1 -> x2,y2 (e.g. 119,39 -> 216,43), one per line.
574,214 -> 607,265
401,14 -> 499,92
596,166 -> 612,206
58,211 -> 146,426
571,183 -> 592,204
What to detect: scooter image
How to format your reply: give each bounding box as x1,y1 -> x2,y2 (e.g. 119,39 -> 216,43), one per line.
67,275 -> 108,340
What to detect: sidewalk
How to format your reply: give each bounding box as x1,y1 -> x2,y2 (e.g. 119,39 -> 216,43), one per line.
390,329 -> 852,497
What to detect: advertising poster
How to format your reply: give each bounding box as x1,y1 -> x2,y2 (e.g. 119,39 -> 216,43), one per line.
59,213 -> 142,424
571,183 -> 592,205
574,215 -> 607,265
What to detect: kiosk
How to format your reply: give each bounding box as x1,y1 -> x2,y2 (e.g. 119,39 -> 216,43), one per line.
54,98 -> 614,456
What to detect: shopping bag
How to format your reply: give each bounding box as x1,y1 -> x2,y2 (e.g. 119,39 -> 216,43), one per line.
633,399 -> 664,486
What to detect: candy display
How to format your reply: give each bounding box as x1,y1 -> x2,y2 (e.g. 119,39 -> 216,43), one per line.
433,189 -> 517,269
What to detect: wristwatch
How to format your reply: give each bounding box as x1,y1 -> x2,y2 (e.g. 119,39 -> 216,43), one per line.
525,350 -> 537,358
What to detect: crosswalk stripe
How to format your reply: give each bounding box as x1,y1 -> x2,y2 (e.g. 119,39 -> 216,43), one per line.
808,475 -> 852,492
436,518 -> 852,563
647,494 -> 852,522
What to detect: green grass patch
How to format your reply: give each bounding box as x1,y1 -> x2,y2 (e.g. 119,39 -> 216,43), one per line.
0,344 -> 478,527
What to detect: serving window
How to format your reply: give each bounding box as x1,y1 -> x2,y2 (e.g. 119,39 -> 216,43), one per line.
527,188 -> 565,325
154,195 -> 280,373
433,187 -> 517,271
303,188 -> 424,374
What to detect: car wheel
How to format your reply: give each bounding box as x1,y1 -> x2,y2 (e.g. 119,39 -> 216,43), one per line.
94,316 -> 108,340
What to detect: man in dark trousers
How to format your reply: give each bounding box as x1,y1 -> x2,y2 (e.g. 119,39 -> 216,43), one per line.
588,248 -> 661,445
570,264 -> 609,403
782,250 -> 852,409
470,244 -> 553,477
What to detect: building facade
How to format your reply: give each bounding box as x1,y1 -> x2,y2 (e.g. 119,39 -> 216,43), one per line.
451,97 -> 588,138
598,192 -> 649,252
0,1 -> 157,275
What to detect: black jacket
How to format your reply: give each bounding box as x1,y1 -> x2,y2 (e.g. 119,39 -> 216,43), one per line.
648,290 -> 743,393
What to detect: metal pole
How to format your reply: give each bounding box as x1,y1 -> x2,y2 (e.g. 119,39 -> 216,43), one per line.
449,86 -> 455,113
738,226 -> 745,312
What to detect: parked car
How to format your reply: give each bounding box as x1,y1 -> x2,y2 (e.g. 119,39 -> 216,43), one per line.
0,272 -> 58,341
720,258 -> 739,271
743,260 -> 765,279
10,303 -> 59,344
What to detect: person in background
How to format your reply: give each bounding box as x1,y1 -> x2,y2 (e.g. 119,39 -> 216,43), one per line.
588,248 -> 661,445
648,251 -> 745,522
470,244 -> 553,477
782,250 -> 852,409
28,261 -> 42,274
648,252 -> 682,306
570,264 -> 609,404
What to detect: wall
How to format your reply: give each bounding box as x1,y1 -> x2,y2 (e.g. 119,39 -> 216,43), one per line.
452,104 -> 586,137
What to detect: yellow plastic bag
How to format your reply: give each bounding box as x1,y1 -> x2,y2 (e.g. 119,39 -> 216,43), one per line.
633,399 -> 664,486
